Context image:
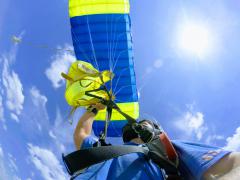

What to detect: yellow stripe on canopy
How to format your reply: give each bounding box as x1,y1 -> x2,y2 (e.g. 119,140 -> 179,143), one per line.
95,102 -> 139,121
69,0 -> 130,18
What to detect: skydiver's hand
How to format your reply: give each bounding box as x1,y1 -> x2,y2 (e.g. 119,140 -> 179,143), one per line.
134,124 -> 154,143
93,103 -> 106,110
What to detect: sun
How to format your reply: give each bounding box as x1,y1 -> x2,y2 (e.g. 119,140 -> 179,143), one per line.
177,22 -> 211,58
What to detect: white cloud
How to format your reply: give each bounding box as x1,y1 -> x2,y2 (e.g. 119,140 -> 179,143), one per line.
3,68 -> 24,115
29,87 -> 49,133
10,113 -> 19,122
0,145 -> 3,157
30,87 -> 47,108
8,153 -> 18,173
28,144 -> 68,180
45,44 -> 75,89
49,130 -> 57,140
224,127 -> 240,151
174,111 -> 207,140
13,176 -> 21,180
21,86 -> 71,155
0,145 -> 8,179
22,87 -> 76,154
0,95 -> 4,122
21,87 -> 49,135
0,145 -> 19,179
1,48 -> 24,122
37,123 -> 42,132
49,108 -> 76,152
205,135 -> 225,145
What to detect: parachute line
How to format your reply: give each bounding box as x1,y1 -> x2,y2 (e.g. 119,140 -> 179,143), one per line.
106,14 -> 114,97
71,30 -> 91,62
113,67 -> 129,93
109,15 -> 122,96
112,49 -> 129,72
86,16 -> 99,71
110,16 -> 124,67
114,85 -> 134,98
113,98 -> 127,103
112,32 -> 126,63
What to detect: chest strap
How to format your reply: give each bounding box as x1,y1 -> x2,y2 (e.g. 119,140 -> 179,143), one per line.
62,139 -> 181,179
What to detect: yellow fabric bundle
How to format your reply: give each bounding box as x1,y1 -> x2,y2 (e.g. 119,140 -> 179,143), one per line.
63,61 -> 113,107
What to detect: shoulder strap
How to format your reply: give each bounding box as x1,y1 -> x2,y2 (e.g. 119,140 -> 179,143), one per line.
146,138 -> 181,178
62,145 -> 148,176
63,144 -> 182,179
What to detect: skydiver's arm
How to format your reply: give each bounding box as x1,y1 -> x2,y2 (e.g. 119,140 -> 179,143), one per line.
74,103 -> 105,150
203,152 -> 240,180
74,111 -> 95,150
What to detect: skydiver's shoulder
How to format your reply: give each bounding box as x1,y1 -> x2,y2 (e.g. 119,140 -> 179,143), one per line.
203,152 -> 240,179
172,140 -> 219,147
171,140 -> 229,152
171,140 -> 232,179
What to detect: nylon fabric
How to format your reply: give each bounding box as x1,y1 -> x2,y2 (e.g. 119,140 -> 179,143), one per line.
95,102 -> 139,120
69,0 -> 130,17
93,120 -> 127,136
64,61 -> 112,107
68,0 -> 139,137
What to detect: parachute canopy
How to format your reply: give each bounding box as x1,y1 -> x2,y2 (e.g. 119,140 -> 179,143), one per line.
12,35 -> 22,44
67,0 -> 139,137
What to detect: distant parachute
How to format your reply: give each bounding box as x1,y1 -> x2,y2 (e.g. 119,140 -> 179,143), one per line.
12,35 -> 22,44
65,0 -> 139,137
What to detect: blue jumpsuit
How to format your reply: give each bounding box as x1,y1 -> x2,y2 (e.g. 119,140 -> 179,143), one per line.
75,136 -> 230,180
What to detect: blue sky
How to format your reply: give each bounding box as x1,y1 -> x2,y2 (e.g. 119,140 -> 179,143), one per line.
1,0 -> 240,179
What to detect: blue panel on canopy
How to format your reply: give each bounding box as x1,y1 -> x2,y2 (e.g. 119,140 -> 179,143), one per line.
70,13 -> 138,136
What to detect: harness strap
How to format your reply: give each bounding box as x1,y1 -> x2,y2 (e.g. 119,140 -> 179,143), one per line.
160,133 -> 179,165
62,143 -> 181,179
62,145 -> 148,176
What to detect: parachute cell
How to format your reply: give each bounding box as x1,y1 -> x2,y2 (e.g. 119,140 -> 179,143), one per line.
68,0 -> 139,137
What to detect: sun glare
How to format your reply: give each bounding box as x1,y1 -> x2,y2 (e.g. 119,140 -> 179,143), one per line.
178,23 -> 211,58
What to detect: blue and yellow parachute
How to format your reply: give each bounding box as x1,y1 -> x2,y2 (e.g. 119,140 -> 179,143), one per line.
65,0 -> 139,137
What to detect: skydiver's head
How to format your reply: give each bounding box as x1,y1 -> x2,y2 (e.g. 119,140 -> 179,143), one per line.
122,119 -> 162,143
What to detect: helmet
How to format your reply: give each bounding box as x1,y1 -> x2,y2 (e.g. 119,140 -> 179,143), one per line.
122,120 -> 162,143
122,123 -> 139,143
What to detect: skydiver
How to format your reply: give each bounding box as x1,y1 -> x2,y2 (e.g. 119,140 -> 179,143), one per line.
71,103 -> 240,180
